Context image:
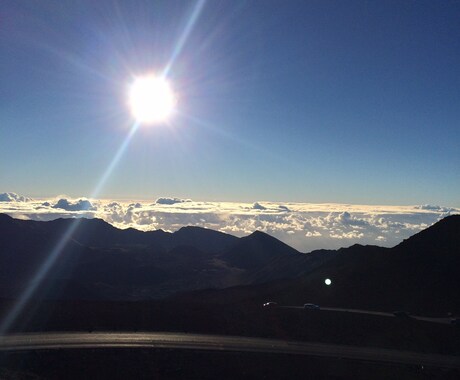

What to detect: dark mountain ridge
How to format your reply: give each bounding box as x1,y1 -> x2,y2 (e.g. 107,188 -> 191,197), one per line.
0,214 -> 236,253
182,215 -> 460,314
219,230 -> 301,271
0,214 -> 333,300
0,214 -> 459,314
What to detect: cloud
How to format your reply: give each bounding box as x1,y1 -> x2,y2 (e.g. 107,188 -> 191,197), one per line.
325,211 -> 369,227
330,230 -> 364,239
415,204 -> 457,213
278,205 -> 290,212
0,192 -> 31,202
155,197 -> 191,205
0,193 -> 458,252
52,198 -> 96,211
252,202 -> 266,210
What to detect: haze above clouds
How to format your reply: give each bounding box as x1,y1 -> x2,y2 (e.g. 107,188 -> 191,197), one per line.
1,193 -> 457,252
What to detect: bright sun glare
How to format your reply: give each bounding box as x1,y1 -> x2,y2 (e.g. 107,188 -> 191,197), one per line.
129,75 -> 175,124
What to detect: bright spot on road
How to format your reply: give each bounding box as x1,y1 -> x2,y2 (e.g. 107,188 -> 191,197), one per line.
325,278 -> 332,286
129,75 -> 176,124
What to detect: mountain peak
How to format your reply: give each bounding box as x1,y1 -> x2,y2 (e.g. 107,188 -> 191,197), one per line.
171,225 -> 238,253
243,230 -> 297,251
220,229 -> 301,272
395,214 -> 460,253
246,230 -> 270,238
174,225 -> 235,238
177,225 -> 209,233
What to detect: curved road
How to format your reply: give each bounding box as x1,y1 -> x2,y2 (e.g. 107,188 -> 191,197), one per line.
0,332 -> 459,369
281,306 -> 453,324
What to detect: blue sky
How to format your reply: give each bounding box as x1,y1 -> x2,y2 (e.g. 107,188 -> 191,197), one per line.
1,0 -> 459,205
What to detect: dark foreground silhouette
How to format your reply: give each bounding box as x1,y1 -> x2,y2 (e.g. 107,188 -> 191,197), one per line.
0,214 -> 459,315
1,215 -> 460,378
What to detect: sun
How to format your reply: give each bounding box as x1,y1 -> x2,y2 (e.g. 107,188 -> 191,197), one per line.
129,75 -> 176,124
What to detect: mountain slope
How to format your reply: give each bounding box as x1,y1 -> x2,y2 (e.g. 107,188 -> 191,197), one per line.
218,230 -> 337,284
168,226 -> 238,252
190,215 -> 460,314
219,230 -> 301,271
0,214 -> 327,300
4,213 -> 457,310
0,214 -> 237,253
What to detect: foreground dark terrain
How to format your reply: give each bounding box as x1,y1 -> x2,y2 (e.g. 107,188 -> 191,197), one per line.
4,346 -> 458,380
0,214 -> 459,378
1,298 -> 459,354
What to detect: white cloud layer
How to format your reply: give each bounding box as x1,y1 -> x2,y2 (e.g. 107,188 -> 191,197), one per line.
0,193 -> 458,252
52,198 -> 95,211
155,197 -> 192,205
0,192 -> 31,202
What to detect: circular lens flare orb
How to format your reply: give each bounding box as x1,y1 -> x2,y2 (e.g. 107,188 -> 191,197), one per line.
129,75 -> 176,124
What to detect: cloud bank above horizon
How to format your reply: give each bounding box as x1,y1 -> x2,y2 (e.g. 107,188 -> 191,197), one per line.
1,193 -> 458,252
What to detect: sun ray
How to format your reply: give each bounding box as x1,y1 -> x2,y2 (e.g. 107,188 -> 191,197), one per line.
163,0 -> 206,77
0,122 -> 140,334
0,0 -> 207,335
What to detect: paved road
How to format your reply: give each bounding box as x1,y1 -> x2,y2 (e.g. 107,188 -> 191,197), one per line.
0,332 -> 459,369
281,306 -> 453,324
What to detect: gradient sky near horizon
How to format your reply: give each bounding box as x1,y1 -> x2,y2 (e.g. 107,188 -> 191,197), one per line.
1,0 -> 459,206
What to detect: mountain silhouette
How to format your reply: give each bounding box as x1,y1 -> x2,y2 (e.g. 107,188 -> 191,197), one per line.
220,230 -> 300,271
190,215 -> 460,314
0,213 -> 459,314
0,214 -> 326,300
218,230 -> 337,284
